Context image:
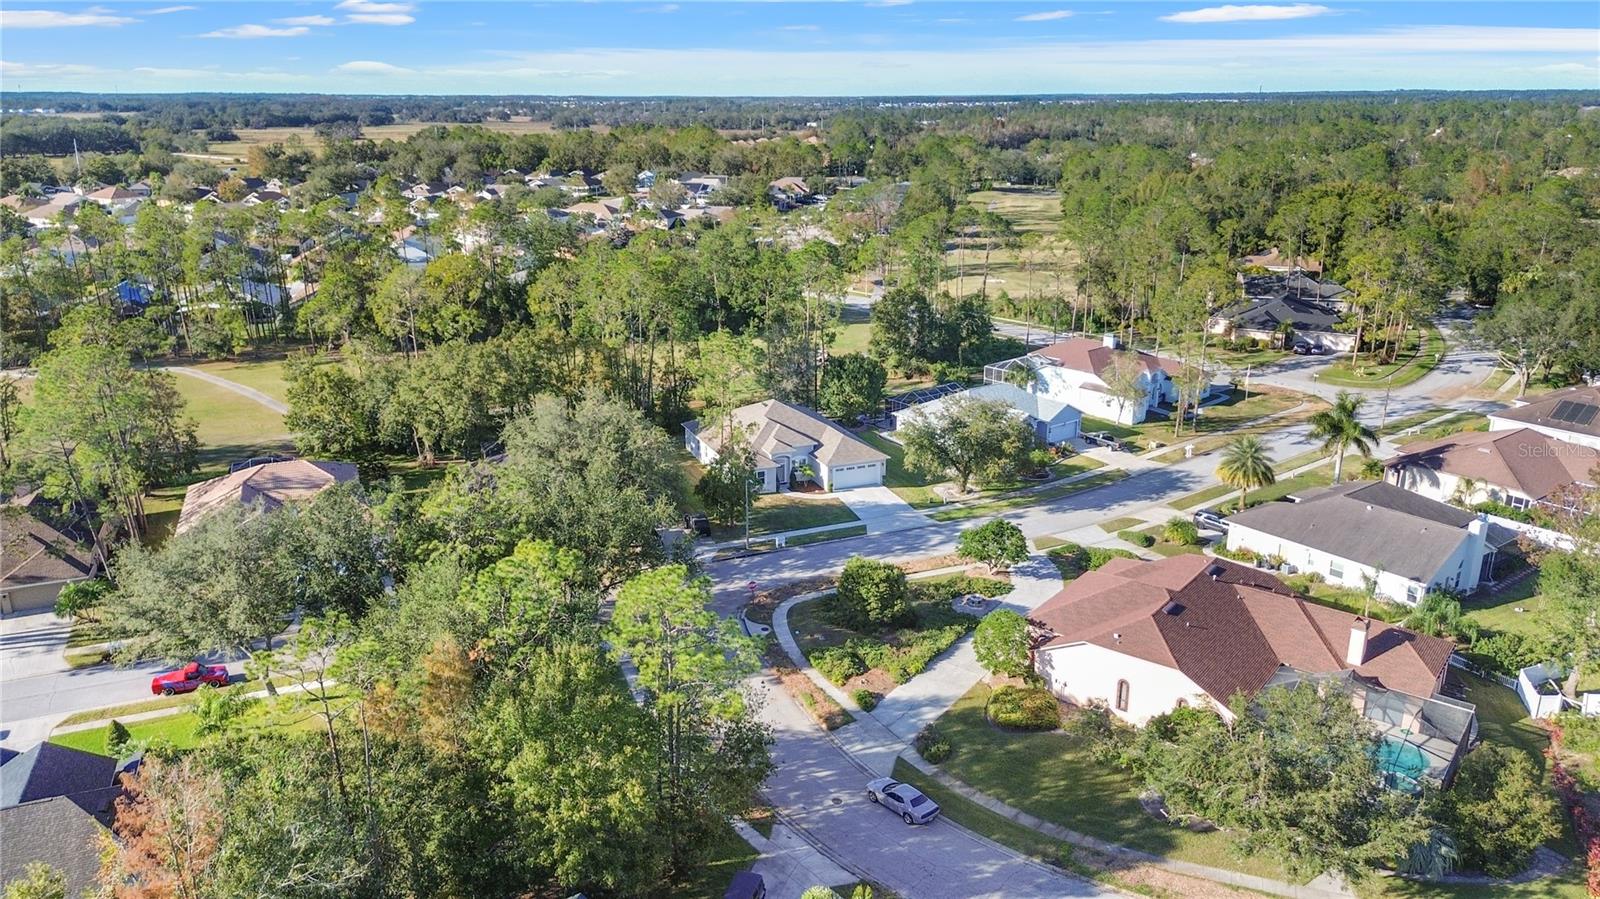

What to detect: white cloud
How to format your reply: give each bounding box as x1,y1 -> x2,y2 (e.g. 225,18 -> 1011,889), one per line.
1161,4 -> 1333,24
635,4 -> 680,12
0,8 -> 137,28
335,0 -> 413,12
336,0 -> 415,24
936,18 -> 971,24
277,15 -> 335,26
1,59 -> 105,76
1016,10 -> 1073,22
142,5 -> 196,14
200,23 -> 311,38
780,24 -> 820,31
333,60 -> 415,74
346,13 -> 414,24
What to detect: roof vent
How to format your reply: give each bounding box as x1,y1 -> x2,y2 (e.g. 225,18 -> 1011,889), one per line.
1366,504 -> 1373,511
1112,632 -> 1122,642
1206,564 -> 1225,580
1163,601 -> 1185,616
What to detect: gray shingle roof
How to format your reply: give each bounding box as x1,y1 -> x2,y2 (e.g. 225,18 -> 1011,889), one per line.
0,796 -> 109,896
1214,295 -> 1346,333
1224,481 -> 1482,581
0,743 -> 117,810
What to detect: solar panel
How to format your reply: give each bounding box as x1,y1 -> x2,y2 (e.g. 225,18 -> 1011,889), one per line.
1550,400 -> 1578,422
1574,404 -> 1599,426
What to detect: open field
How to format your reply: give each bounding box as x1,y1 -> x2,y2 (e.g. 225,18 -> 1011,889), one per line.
190,358 -> 292,405
171,373 -> 294,473
940,187 -> 1076,303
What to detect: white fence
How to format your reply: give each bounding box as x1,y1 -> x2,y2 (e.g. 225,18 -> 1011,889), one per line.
1517,663 -> 1569,719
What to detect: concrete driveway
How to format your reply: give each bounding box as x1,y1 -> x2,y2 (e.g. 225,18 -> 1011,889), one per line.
0,610 -> 71,682
833,485 -> 929,535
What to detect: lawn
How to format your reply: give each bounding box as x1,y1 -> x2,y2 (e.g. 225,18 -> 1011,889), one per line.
1098,516 -> 1145,533
930,683 -> 1292,880
1168,462 -> 1337,512
830,312 -> 874,356
746,493 -> 859,537
674,822 -> 760,899
170,372 -> 293,473
1376,408 -> 1453,438
928,470 -> 1128,523
1147,388 -> 1322,462
1206,343 -> 1291,372
891,760 -> 1084,871
1133,523 -> 1206,558
857,431 -> 945,508
53,712 -> 205,753
1318,325 -> 1447,389
1460,576 -> 1551,642
189,358 -> 292,405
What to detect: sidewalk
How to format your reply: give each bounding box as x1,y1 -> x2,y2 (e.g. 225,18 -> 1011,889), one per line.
733,819 -> 856,899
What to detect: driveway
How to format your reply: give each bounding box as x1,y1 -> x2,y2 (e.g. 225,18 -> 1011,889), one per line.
833,485 -> 930,536
755,678 -> 1113,899
0,610 -> 71,682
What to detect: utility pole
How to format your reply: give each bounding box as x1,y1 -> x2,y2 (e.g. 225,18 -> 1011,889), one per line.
1380,374 -> 1393,430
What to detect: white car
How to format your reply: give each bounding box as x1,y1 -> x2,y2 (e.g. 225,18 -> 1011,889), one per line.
865,777 -> 941,825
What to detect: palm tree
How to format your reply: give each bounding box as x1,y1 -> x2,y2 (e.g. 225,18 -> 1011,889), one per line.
1218,436 -> 1276,513
1308,390 -> 1378,483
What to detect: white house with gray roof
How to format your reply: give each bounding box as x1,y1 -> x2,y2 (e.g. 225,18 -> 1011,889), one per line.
892,382 -> 1082,444
1224,481 -> 1502,605
684,399 -> 887,493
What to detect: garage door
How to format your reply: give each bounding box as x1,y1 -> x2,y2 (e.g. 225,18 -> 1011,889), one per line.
1047,419 -> 1079,443
829,462 -> 883,490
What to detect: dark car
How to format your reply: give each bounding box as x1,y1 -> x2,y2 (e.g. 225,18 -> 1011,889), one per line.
1193,509 -> 1229,533
723,871 -> 766,899
684,512 -> 712,537
150,661 -> 229,696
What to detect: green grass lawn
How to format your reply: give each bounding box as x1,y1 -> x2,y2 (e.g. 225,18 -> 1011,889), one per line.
830,320 -> 874,356
1134,523 -> 1206,558
743,493 -> 859,537
1147,389 -> 1322,462
1401,412 -> 1488,444
857,431 -> 945,508
189,358 -> 292,405
1207,343 -> 1291,372
928,470 -> 1128,523
787,524 -> 868,547
53,712 -> 205,753
931,683 -> 1293,880
892,760 -> 1085,871
1169,462 -> 1337,513
1460,576 -> 1550,642
1318,326 -> 1446,389
674,822 -> 760,899
1098,515 -> 1145,533
1376,408 -> 1452,439
171,372 -> 294,473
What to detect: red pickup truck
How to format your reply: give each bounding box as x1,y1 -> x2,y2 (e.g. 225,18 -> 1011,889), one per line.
150,661 -> 229,695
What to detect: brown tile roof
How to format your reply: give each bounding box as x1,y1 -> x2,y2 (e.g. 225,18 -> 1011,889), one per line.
1389,427 -> 1600,501
1241,246 -> 1323,274
176,460 -> 357,535
1490,386 -> 1600,441
1028,337 -> 1184,378
1,507 -> 97,589
1031,555 -> 1452,702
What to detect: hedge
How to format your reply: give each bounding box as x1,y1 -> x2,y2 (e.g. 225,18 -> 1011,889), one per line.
987,685 -> 1061,731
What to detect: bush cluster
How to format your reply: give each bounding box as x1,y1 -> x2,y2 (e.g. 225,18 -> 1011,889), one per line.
851,688 -> 878,711
1462,631 -> 1544,677
811,647 -> 867,686
987,685 -> 1060,731
829,557 -> 912,631
912,574 -> 1013,604
915,725 -> 952,763
1118,529 -> 1156,548
1046,542 -> 1139,578
1162,517 -> 1200,546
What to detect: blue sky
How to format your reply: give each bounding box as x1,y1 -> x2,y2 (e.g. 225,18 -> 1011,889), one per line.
1,2 -> 1596,95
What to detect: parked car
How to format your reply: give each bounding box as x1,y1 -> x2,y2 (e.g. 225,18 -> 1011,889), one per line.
684,512 -> 712,537
1082,431 -> 1115,448
865,776 -> 941,825
723,871 -> 766,899
150,661 -> 229,695
1192,509 -> 1229,533
1291,339 -> 1327,356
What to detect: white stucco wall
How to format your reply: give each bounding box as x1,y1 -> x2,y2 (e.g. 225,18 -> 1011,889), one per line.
1391,465 -> 1531,508
1488,417 -> 1600,452
1035,366 -> 1168,426
1225,521 -> 1487,606
1034,641 -> 1220,726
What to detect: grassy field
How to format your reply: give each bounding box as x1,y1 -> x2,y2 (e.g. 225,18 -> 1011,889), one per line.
189,358 -> 293,405
1319,326 -> 1447,389
53,712 -> 203,753
171,372 -> 293,473
928,470 -> 1128,523
939,187 -> 1076,302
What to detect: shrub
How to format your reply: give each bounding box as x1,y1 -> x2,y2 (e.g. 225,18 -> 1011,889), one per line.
851,688 -> 878,711
1047,543 -> 1138,578
1464,631 -> 1544,676
54,578 -> 110,623
1162,517 -> 1200,546
915,724 -> 952,763
957,519 -> 1028,573
1213,545 -> 1259,564
1436,745 -> 1562,877
1118,529 -> 1155,548
912,574 -> 1012,606
973,609 -> 1030,677
812,647 -> 866,685
831,557 -> 911,631
1555,711 -> 1600,755
105,719 -> 132,757
987,685 -> 1060,730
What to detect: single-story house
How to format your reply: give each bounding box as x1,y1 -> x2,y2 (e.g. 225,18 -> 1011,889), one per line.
177,459 -> 358,535
1387,427 -> 1599,511
1488,385 -> 1600,451
892,382 -> 1081,444
984,335 -> 1183,426
1,507 -> 97,615
1207,295 -> 1354,352
1029,554 -> 1476,784
684,399 -> 887,493
1224,481 -> 1503,605
23,193 -> 83,229
1240,246 -> 1323,274
1,743 -> 138,896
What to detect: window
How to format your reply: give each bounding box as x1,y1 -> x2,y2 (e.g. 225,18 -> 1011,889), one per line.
1509,495 -> 1531,511
1115,680 -> 1130,712
1406,584 -> 1422,604
1328,559 -> 1345,580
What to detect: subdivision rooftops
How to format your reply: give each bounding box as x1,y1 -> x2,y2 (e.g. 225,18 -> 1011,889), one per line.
1030,554 -> 1452,702
1491,385 -> 1600,441
1389,427 -> 1599,501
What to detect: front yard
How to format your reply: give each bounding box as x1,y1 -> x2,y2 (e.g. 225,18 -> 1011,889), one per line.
1081,386 -> 1313,457
1318,325 -> 1447,389
789,574 -> 1011,699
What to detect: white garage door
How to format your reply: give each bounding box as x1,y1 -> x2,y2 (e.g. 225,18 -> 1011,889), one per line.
1047,419 -> 1080,443
829,462 -> 883,490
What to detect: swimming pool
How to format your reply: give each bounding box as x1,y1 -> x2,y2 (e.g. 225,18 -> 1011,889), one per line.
1375,737 -> 1428,790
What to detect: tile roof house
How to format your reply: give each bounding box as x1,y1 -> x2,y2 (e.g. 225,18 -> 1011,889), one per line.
176,459 -> 358,535
1240,246 -> 1323,274
684,399 -> 887,493
983,335 -> 1186,426
1,743 -> 136,897
1387,427 -> 1599,511
1225,481 -> 1505,605
1488,385 -> 1600,451
1030,555 -> 1476,783
1,507 -> 98,615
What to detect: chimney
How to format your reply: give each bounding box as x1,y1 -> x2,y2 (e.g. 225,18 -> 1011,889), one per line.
1102,333 -> 1120,350
1346,617 -> 1369,667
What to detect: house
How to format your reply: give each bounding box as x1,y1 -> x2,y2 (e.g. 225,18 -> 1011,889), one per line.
1029,554 -> 1476,784
1387,427 -> 1599,511
1207,294 -> 1353,352
1240,246 -> 1322,274
561,170 -> 601,197
768,176 -> 811,209
1224,481 -> 1505,605
241,190 -> 289,209
0,195 -> 45,214
82,185 -> 142,209
636,170 -> 657,190
23,193 -> 83,229
983,335 -> 1184,426
679,174 -> 729,205
1239,271 -> 1351,309
563,198 -> 626,225
678,205 -> 737,226
1488,385 -> 1600,451
683,399 -> 887,493
176,459 -> 358,535
892,381 -> 1081,444
1,506 -> 98,615
403,181 -> 448,201
1,743 -> 136,897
